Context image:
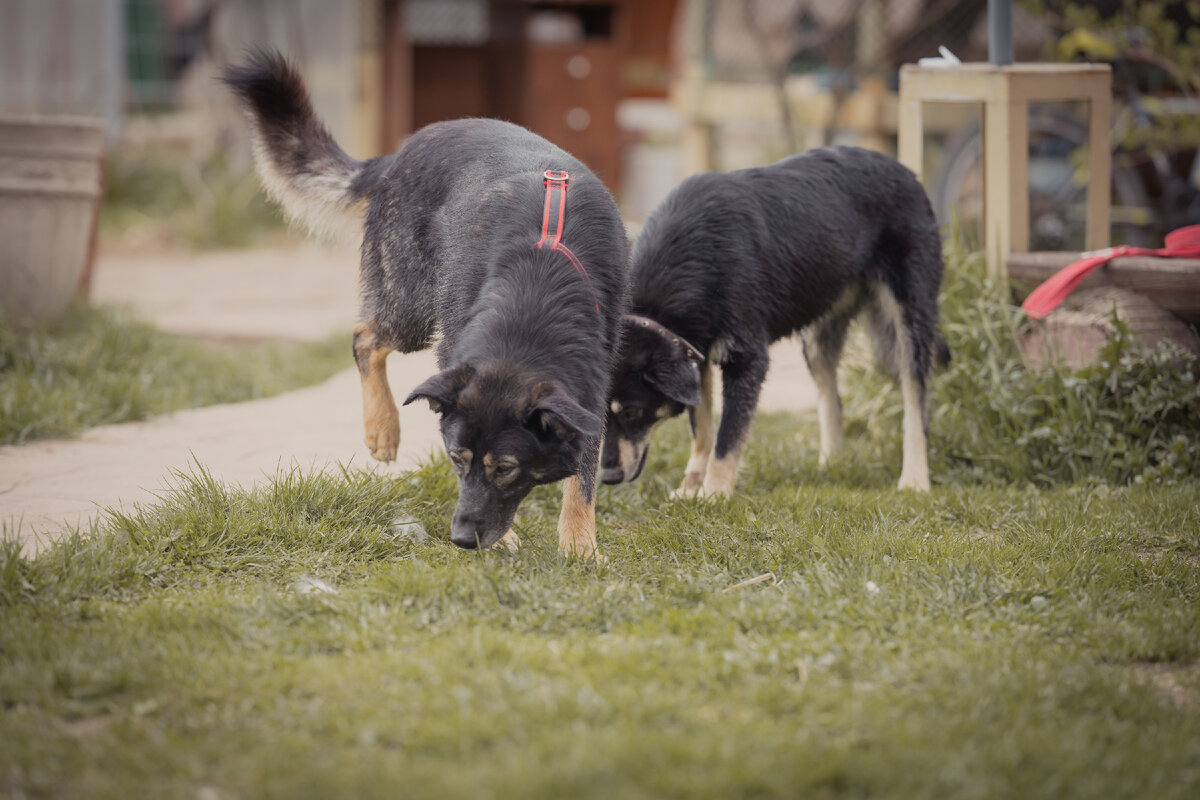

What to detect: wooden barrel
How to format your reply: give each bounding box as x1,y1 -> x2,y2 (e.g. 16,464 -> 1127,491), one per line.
0,114 -> 104,329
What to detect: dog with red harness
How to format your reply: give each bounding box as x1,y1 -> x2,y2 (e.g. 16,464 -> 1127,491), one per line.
224,50 -> 628,557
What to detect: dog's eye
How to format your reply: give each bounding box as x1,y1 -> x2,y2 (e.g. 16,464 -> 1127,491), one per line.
619,408 -> 643,423
494,462 -> 515,476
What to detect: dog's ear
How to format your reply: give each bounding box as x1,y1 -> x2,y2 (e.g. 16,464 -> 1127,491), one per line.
647,357 -> 702,407
525,382 -> 602,443
621,315 -> 703,407
403,363 -> 474,414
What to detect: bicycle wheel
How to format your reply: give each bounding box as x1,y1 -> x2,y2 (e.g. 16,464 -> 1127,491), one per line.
930,108 -> 1155,250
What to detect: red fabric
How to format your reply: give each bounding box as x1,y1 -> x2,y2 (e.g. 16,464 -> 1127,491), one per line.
1021,225 -> 1200,320
534,170 -> 600,313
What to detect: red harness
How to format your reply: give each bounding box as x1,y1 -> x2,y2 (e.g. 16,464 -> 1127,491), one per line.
534,170 -> 599,313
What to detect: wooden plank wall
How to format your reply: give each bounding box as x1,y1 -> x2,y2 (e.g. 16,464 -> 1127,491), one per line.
0,0 -> 124,139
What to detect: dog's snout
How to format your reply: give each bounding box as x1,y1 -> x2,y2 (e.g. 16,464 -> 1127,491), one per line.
600,467 -> 626,485
450,512 -> 483,549
451,530 -> 481,549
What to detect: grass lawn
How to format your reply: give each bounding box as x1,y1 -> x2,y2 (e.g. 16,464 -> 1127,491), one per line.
1,414 -> 1198,799
2,247 -> 1197,797
0,303 -> 347,445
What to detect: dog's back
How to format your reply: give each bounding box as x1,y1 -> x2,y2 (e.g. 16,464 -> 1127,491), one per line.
223,52 -> 626,357
357,120 -> 628,363
631,146 -> 943,352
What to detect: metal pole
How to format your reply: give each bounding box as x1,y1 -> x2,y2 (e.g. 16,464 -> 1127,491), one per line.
989,0 -> 1014,65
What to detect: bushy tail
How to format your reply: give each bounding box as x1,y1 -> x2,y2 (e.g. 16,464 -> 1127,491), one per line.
222,49 -> 366,240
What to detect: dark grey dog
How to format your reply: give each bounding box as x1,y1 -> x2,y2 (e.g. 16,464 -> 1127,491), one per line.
224,50 -> 628,557
600,147 -> 948,496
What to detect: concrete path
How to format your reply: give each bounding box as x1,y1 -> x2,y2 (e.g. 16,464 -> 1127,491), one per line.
0,239 -> 817,555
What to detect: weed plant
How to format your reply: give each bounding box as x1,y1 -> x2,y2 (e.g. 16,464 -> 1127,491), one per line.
843,240 -> 1200,486
0,303 -> 346,444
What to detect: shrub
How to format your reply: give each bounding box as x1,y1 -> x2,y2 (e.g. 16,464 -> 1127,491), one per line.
843,240 -> 1200,487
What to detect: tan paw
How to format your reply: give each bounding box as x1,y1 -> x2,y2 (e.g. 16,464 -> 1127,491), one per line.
493,529 -> 521,551
558,535 -> 605,562
364,413 -> 400,462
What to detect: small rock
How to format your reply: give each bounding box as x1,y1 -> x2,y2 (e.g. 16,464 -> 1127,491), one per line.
293,575 -> 338,595
1030,595 -> 1048,610
389,515 -> 428,542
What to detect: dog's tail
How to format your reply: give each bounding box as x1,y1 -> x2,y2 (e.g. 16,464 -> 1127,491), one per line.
222,49 -> 370,241
935,332 -> 951,368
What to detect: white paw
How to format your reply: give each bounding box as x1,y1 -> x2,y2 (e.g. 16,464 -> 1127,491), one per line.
671,471 -> 705,499
897,472 -> 930,492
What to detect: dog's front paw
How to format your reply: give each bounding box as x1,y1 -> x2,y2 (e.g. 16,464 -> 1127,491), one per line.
493,529 -> 521,551
699,477 -> 735,499
560,540 -> 606,562
670,471 -> 705,500
699,456 -> 739,498
364,412 -> 400,462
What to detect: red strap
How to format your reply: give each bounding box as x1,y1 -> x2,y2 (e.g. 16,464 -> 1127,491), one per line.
1021,224 -> 1200,320
534,170 -> 599,313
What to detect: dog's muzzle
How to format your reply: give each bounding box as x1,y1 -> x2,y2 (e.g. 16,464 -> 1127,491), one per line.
600,440 -> 649,484
450,511 -> 500,549
600,467 -> 626,485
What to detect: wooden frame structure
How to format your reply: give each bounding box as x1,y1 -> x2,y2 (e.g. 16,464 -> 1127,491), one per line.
898,63 -> 1113,279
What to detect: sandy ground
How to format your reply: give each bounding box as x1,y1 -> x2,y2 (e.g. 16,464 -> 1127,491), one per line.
0,239 -> 818,555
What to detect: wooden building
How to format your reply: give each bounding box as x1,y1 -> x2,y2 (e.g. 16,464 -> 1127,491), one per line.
381,0 -> 679,190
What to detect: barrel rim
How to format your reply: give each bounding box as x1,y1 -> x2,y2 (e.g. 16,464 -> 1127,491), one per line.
0,113 -> 106,132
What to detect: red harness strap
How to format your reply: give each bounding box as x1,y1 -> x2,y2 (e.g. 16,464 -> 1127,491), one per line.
534,170 -> 599,313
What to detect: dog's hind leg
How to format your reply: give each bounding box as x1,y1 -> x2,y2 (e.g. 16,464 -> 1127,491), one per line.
702,348 -> 768,497
868,287 -> 932,491
353,322 -> 399,462
800,310 -> 855,467
673,361 -> 715,499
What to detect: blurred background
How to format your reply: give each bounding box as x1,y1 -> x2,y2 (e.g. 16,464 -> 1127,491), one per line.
1,0 -> 1198,250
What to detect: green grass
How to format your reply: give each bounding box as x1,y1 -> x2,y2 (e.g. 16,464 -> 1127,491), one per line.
101,150 -> 286,249
1,416 -> 1198,799
3,245 -> 1198,797
0,303 -> 348,444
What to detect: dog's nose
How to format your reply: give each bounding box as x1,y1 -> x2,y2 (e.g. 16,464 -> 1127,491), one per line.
600,467 -> 626,485
450,513 -> 483,549
450,528 -> 481,548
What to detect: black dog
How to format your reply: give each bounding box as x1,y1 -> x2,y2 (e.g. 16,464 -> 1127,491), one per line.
224,50 -> 627,557
601,146 -> 947,496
